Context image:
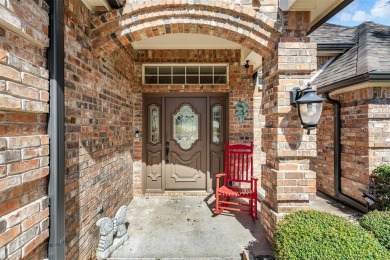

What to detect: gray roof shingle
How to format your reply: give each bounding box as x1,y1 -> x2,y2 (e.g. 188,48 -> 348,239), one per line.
311,22 -> 390,89
309,23 -> 356,44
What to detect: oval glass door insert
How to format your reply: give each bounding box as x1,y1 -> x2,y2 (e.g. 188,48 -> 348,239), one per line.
173,104 -> 199,150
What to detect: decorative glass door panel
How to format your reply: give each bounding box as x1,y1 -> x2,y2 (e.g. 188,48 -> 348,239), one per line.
149,105 -> 160,144
173,104 -> 199,150
212,104 -> 222,145
209,97 -> 225,190
144,97 -> 163,192
165,98 -> 207,190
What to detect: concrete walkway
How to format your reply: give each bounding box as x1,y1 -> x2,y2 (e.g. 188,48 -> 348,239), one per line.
110,195 -> 273,260
310,192 -> 362,222
110,192 -> 361,259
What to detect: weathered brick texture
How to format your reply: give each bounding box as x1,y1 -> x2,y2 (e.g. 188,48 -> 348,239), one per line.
64,1 -> 134,259
0,0 -> 50,258
260,35 -> 318,243
314,87 -> 390,204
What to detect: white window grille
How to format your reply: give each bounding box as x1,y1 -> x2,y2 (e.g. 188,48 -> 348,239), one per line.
143,64 -> 228,85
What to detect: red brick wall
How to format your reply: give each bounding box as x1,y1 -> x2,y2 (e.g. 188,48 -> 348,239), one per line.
367,87 -> 390,170
317,56 -> 335,68
311,102 -> 337,197
64,1 -> 135,259
260,39 -> 318,243
0,0 -> 280,257
314,87 -> 390,204
132,49 -> 256,195
0,0 -> 50,259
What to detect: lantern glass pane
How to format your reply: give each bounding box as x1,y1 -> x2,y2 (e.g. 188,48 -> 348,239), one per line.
298,102 -> 323,125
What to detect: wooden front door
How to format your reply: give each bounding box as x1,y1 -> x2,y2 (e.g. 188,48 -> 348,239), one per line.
165,97 -> 207,190
143,94 -> 226,193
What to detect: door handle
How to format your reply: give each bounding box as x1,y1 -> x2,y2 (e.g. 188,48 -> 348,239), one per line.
165,141 -> 170,163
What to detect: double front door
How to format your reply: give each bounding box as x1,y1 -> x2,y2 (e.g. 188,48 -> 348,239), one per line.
143,94 -> 227,193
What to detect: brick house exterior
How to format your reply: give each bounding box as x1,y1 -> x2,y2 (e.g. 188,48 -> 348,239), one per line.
2,1 -> 381,259
311,22 -> 390,207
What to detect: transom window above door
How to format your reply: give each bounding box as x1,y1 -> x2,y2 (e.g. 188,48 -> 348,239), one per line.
143,65 -> 228,85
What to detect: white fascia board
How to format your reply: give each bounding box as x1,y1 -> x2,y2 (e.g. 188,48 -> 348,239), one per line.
279,0 -> 297,11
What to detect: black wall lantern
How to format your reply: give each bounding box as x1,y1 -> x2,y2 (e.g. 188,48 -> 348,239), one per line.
244,60 -> 250,69
290,83 -> 325,134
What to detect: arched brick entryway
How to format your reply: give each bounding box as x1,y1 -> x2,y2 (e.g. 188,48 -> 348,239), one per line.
86,0 -> 319,246
87,1 -> 284,200
89,1 -> 281,57
62,1 -> 319,257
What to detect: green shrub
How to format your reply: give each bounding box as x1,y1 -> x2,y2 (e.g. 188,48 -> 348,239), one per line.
372,165 -> 390,210
360,210 -> 390,250
275,210 -> 389,260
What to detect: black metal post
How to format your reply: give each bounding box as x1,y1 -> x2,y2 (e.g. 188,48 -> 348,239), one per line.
48,0 -> 65,258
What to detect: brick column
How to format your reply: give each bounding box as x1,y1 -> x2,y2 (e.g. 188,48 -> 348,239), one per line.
260,38 -> 317,243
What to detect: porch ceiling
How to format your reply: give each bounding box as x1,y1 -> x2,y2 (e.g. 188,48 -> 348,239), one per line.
132,33 -> 263,70
132,33 -> 242,50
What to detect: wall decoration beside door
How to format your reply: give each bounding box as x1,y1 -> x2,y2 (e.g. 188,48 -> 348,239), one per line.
235,100 -> 248,124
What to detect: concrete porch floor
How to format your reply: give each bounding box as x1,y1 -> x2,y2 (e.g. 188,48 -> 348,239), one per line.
110,195 -> 272,260
110,192 -> 361,260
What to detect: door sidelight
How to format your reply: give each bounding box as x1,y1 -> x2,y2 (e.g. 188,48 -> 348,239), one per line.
165,141 -> 170,163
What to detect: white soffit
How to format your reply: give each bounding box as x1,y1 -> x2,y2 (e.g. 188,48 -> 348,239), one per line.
289,0 -> 317,10
133,33 -> 262,70
132,33 -> 243,50
309,0 -> 345,27
81,0 -> 111,12
280,0 -> 345,28
279,0 -> 297,11
242,51 -> 263,71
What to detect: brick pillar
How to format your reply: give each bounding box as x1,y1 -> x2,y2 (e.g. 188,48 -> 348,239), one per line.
260,37 -> 318,243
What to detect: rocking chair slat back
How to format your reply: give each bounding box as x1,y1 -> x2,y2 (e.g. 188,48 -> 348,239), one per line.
224,143 -> 253,182
214,142 -> 258,219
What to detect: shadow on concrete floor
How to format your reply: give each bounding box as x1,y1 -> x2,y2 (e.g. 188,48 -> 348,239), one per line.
110,195 -> 273,260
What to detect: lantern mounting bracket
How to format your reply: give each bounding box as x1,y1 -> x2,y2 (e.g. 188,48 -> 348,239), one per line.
290,87 -> 301,106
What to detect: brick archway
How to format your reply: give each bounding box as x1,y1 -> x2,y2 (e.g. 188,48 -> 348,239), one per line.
90,1 -> 281,57
87,0 -> 319,247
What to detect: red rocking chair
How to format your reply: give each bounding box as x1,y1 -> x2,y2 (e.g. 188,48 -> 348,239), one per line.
214,142 -> 258,219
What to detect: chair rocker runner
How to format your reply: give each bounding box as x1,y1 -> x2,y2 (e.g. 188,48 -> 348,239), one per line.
214,142 -> 258,219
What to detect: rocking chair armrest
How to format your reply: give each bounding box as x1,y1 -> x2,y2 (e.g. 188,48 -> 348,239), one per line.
215,173 -> 226,178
